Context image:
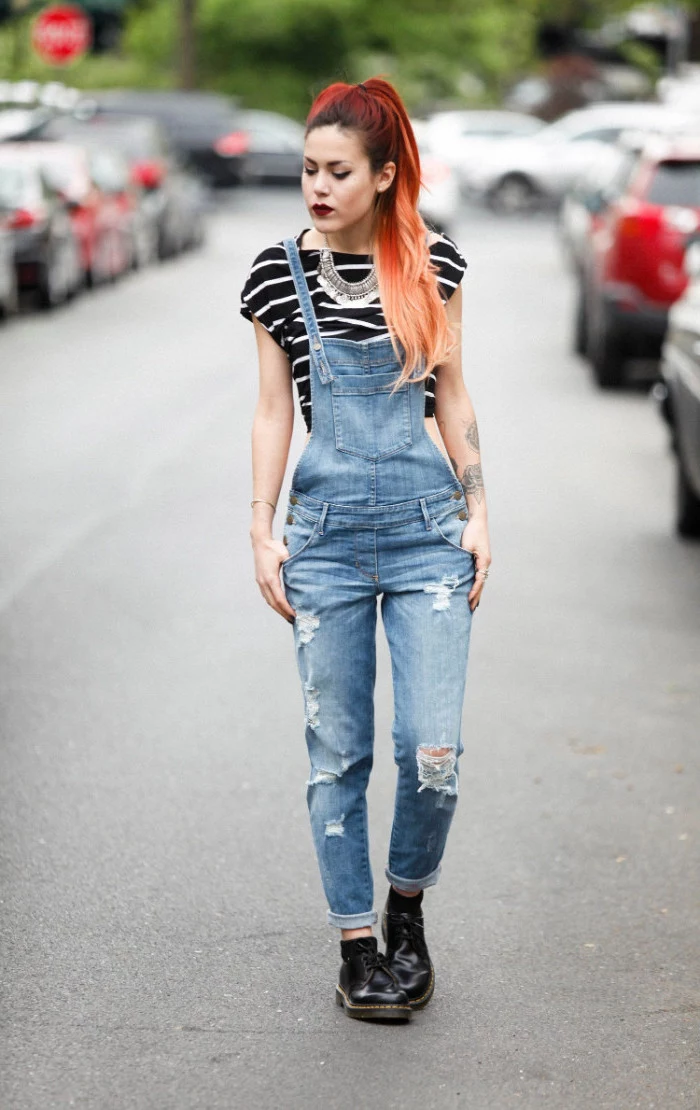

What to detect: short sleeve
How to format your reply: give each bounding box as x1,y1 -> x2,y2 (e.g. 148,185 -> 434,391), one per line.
239,243 -> 290,349
429,235 -> 468,302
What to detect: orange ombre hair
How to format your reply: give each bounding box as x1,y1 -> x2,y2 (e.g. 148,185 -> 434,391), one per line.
305,77 -> 456,385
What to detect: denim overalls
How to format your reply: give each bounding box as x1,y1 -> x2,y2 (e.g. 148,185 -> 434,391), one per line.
280,237 -> 475,929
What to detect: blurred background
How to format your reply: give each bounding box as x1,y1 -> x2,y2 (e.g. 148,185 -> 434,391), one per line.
3,0 -> 700,531
1,3 -> 699,1109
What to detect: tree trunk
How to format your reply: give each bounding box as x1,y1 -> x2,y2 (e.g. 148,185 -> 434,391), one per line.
178,0 -> 196,90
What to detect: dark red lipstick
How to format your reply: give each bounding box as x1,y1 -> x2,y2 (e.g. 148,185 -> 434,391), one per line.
312,204 -> 334,215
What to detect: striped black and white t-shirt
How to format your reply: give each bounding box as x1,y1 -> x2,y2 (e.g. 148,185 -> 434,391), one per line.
240,228 -> 468,432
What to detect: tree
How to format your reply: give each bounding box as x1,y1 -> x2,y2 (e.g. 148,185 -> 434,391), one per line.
179,0 -> 196,89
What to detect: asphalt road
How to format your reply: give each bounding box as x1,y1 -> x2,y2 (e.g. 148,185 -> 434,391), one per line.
1,189 -> 699,1110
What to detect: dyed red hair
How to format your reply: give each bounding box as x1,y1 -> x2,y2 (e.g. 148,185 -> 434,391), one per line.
305,77 -> 456,385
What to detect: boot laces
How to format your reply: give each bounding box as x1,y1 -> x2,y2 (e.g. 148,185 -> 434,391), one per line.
353,939 -> 391,974
388,912 -> 428,957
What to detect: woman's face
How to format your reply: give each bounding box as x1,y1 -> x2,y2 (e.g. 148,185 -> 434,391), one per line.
302,124 -> 395,236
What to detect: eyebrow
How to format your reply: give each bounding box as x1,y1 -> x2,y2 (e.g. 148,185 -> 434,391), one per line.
303,158 -> 352,166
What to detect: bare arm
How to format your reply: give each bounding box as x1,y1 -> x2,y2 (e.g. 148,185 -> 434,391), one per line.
433,282 -> 492,608
249,316 -> 296,621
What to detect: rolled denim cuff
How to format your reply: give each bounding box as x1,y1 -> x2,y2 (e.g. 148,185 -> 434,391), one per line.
327,908 -> 378,929
384,863 -> 441,893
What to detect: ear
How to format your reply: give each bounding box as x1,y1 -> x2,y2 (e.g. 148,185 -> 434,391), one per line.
376,161 -> 396,193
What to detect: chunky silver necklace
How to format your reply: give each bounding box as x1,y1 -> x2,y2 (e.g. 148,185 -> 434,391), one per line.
316,233 -> 380,308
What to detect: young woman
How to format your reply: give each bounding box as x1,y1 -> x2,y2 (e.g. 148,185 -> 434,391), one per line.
241,78 -> 491,1022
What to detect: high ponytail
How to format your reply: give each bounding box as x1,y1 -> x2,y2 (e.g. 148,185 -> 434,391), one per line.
305,77 -> 456,385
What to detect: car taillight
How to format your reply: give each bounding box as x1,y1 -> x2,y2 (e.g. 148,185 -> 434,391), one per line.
214,130 -> 250,157
7,207 -> 43,229
132,160 -> 164,190
618,201 -> 663,240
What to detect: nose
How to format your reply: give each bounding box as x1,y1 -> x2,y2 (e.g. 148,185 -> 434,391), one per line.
313,174 -> 330,197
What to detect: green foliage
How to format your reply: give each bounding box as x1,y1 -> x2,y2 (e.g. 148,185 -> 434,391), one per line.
618,38 -> 662,84
0,0 -> 685,116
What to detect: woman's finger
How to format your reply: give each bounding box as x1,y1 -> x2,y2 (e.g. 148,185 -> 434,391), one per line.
258,578 -> 285,618
268,572 -> 296,622
260,574 -> 295,623
468,548 -> 490,609
468,579 -> 483,610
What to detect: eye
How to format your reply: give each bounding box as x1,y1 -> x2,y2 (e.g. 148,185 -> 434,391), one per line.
303,167 -> 317,176
333,171 -> 351,180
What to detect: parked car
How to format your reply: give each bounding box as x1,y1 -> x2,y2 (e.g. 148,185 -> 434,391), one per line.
581,135 -> 700,387
87,143 -> 154,272
559,119 -> 700,277
37,114 -> 206,259
0,150 -> 81,308
5,141 -> 134,286
659,238 -> 700,536
412,120 -> 460,234
0,106 -> 54,142
0,207 -> 18,320
237,109 -> 304,184
559,144 -> 636,275
463,102 -> 700,213
83,90 -> 250,187
422,109 -> 545,191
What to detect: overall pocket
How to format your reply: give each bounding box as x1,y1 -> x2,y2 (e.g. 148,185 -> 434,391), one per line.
281,508 -> 321,567
431,509 -> 474,559
330,371 -> 412,460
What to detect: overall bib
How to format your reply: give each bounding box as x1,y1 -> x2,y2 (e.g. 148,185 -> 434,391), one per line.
281,237 -> 475,928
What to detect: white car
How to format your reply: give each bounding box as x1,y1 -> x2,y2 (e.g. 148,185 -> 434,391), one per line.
412,119 -> 461,234
423,109 -> 544,189
463,102 -> 700,212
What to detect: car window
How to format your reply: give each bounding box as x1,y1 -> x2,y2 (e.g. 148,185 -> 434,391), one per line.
0,163 -> 32,208
604,151 -> 640,198
646,161 -> 700,206
569,127 -> 622,144
35,152 -> 89,201
460,125 -> 516,138
90,150 -> 128,192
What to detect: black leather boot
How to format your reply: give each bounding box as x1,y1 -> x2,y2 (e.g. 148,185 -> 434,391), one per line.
382,896 -> 435,1010
336,936 -> 412,1021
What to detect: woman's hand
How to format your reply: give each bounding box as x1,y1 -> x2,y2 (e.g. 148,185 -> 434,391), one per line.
461,517 -> 491,612
251,533 -> 297,623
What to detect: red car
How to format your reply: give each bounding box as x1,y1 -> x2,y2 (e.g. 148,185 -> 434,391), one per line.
582,136 -> 700,387
5,142 -> 134,287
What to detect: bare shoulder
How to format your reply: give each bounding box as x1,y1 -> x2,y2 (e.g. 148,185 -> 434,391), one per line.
426,231 -> 444,247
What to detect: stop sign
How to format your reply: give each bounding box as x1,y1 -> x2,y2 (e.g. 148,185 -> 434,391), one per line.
32,4 -> 92,65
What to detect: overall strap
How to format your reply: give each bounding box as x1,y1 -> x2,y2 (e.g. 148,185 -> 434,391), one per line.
282,237 -> 333,383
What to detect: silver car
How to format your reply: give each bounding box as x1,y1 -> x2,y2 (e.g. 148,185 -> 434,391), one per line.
464,102 -> 700,212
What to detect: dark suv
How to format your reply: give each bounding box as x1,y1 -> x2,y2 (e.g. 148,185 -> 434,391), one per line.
82,90 -> 250,187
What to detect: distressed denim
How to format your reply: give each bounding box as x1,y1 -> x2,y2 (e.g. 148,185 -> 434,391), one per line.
280,238 -> 475,929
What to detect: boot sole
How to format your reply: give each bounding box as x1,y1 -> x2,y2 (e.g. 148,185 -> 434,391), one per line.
335,986 -> 412,1022
382,912 -> 435,1011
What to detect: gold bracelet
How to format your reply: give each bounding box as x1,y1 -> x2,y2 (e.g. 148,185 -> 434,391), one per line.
250,498 -> 277,511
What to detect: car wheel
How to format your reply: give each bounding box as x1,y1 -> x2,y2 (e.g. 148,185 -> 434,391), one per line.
189,217 -> 206,250
38,248 -> 68,310
90,236 -> 108,287
488,174 -> 539,214
589,301 -> 627,388
65,238 -> 83,300
0,270 -> 18,321
676,454 -> 700,538
573,278 -> 588,356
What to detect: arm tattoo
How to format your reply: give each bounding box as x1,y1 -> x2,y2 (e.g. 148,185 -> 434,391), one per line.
465,420 -> 480,453
462,462 -> 484,504
449,455 -> 459,476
